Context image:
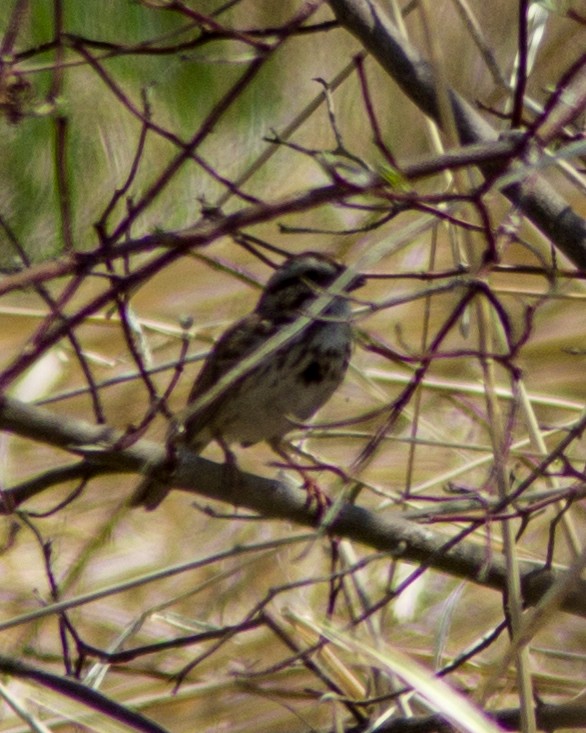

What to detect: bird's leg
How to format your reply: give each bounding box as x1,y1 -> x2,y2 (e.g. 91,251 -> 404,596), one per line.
269,441 -> 338,579
268,440 -> 330,517
215,436 -> 243,499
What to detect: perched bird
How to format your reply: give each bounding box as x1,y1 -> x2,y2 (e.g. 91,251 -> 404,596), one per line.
131,251 -> 365,509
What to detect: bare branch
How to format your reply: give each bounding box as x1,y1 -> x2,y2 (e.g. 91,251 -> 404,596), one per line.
1,394 -> 585,619
328,0 -> 586,268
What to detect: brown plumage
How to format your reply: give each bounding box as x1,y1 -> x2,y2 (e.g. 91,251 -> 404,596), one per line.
131,251 -> 364,509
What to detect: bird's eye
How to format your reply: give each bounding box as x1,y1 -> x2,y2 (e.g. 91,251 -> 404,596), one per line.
307,270 -> 338,287
273,271 -> 329,292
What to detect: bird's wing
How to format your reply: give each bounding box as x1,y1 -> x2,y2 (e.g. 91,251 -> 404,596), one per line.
130,316 -> 275,510
178,313 -> 276,442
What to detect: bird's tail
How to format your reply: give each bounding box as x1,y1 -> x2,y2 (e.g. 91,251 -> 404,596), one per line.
128,472 -> 170,511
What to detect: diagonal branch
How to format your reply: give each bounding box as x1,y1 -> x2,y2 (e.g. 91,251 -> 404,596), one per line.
328,0 -> 586,269
1,394 -> 585,619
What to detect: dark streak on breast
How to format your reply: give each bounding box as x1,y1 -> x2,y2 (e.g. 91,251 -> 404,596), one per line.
301,360 -> 324,384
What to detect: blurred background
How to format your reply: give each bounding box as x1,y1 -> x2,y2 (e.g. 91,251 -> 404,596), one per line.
0,1 -> 585,732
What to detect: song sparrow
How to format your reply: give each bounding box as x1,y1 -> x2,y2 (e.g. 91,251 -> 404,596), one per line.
131,251 -> 365,509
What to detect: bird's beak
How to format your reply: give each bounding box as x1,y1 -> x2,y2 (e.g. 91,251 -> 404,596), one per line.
348,273 -> 367,292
